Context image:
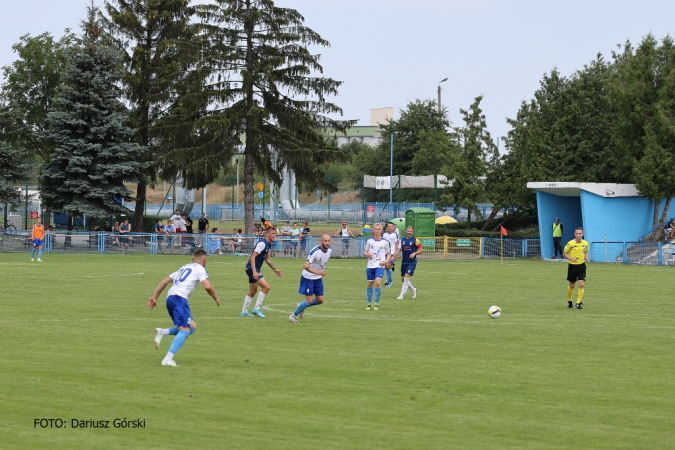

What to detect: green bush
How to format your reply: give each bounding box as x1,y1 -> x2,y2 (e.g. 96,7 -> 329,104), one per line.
140,215 -> 161,233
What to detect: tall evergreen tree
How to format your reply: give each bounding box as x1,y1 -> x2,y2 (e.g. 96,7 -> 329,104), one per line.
0,105 -> 26,207
104,0 -> 207,231
200,0 -> 353,232
40,7 -> 145,228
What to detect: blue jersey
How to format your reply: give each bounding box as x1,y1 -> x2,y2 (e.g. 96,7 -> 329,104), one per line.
400,236 -> 422,263
246,239 -> 272,271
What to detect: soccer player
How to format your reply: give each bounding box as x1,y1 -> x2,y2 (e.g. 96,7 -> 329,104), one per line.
241,226 -> 283,318
290,234 -> 332,323
563,227 -> 589,309
397,226 -> 423,299
382,222 -> 401,287
31,217 -> 45,262
333,222 -> 354,258
147,249 -> 220,366
363,223 -> 391,310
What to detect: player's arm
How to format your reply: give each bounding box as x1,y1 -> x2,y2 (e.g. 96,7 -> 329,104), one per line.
563,245 -> 575,262
393,240 -> 401,259
201,279 -> 220,306
363,242 -> 372,259
147,275 -> 173,309
348,227 -> 354,237
265,253 -> 283,277
303,258 -> 327,277
411,240 -> 423,259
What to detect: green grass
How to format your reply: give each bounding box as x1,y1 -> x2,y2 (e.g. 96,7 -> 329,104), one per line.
1,253 -> 674,449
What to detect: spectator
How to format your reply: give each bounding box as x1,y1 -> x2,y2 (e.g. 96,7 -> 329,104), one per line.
155,219 -> 167,254
334,222 -> 355,258
166,220 -> 177,254
290,222 -> 300,257
665,219 -> 674,242
209,228 -> 223,254
185,215 -> 195,248
552,217 -> 563,259
119,218 -> 131,254
299,221 -> 310,258
198,213 -> 210,235
281,220 -> 291,256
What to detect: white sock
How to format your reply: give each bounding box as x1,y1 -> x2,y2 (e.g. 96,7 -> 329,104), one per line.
242,295 -> 253,313
254,292 -> 267,310
161,329 -> 171,336
409,281 -> 415,290
163,351 -> 174,362
400,278 -> 410,297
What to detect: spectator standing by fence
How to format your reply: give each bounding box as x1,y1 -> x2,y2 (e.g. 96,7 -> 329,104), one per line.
552,217 -> 563,259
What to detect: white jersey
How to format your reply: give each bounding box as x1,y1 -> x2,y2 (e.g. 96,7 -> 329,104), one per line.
364,238 -> 391,269
340,227 -> 350,237
302,245 -> 332,280
383,230 -> 400,255
167,262 -> 208,299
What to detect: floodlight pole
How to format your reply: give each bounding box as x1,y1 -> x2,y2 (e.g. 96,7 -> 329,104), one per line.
390,133 -> 393,217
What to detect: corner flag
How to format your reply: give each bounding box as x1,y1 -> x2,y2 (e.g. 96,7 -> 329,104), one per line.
500,226 -> 508,236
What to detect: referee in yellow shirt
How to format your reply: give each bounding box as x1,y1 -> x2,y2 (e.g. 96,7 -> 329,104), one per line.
563,227 -> 589,309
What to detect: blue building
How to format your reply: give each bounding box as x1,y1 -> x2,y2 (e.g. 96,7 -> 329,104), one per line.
528,182 -> 673,262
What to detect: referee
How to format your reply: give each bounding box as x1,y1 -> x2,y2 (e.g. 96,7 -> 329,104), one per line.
563,227 -> 589,309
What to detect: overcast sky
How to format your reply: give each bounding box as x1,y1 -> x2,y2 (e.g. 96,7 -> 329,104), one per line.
2,0 -> 675,150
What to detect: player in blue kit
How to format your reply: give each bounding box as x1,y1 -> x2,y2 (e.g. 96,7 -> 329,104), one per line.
397,226 -> 423,300
147,249 -> 220,366
241,226 -> 283,318
363,223 -> 391,310
290,234 -> 332,323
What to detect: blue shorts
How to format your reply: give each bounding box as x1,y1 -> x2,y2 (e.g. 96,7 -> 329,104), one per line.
366,267 -> 385,281
291,242 -> 298,247
401,262 -> 417,277
300,240 -> 307,248
342,239 -> 350,248
32,239 -> 44,247
166,295 -> 192,328
299,276 -> 324,297
245,268 -> 264,284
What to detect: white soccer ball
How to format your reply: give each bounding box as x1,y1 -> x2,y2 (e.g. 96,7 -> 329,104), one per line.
488,305 -> 501,319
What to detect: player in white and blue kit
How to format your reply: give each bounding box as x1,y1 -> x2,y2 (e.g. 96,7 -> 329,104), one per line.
290,234 -> 332,323
147,249 -> 220,366
363,223 -> 391,310
383,222 -> 401,288
241,226 -> 283,318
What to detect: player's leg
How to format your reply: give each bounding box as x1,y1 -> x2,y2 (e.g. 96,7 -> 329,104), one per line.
253,277 -> 270,317
575,266 -> 586,308
37,244 -> 43,261
292,280 -> 324,322
366,268 -> 375,309
161,296 -> 194,366
31,242 -> 36,261
241,272 -> 258,316
373,268 -> 384,309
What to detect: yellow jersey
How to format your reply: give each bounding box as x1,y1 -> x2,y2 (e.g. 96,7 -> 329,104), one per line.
564,239 -> 588,265
32,224 -> 44,240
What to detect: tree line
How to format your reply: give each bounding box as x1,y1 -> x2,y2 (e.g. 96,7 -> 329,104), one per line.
0,0 -> 352,232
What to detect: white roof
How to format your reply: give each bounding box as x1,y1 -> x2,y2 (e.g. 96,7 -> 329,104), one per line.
526,182 -> 641,198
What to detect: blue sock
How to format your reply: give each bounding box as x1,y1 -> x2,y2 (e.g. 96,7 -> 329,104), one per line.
387,269 -> 392,284
31,249 -> 35,258
375,287 -> 382,303
168,327 -> 178,335
367,287 -> 373,303
189,328 -> 196,335
168,330 -> 190,355
38,249 -> 42,259
294,300 -> 311,315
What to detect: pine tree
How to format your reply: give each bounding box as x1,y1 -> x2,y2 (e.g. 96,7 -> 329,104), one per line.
198,0 -> 353,232
104,0 -> 207,231
40,7 -> 145,228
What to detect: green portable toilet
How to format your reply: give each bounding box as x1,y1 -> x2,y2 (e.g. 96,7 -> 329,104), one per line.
390,217 -> 406,236
405,207 -> 435,237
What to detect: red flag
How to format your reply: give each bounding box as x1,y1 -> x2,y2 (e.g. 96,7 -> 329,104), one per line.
500,225 -> 508,236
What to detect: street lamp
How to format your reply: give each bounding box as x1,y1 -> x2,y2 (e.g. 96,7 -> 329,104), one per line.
437,77 -> 448,114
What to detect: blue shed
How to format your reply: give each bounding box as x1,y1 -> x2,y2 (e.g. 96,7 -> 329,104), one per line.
527,182 -> 674,261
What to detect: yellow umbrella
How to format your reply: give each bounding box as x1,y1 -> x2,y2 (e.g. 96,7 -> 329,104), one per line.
435,215 -> 457,224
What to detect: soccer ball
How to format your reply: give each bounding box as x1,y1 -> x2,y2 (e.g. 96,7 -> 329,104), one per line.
488,306 -> 501,319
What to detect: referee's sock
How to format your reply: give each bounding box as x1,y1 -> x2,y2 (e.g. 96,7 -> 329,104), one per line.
577,288 -> 585,304
567,286 -> 573,301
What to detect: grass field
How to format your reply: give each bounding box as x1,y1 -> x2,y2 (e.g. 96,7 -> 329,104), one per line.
2,252 -> 674,449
